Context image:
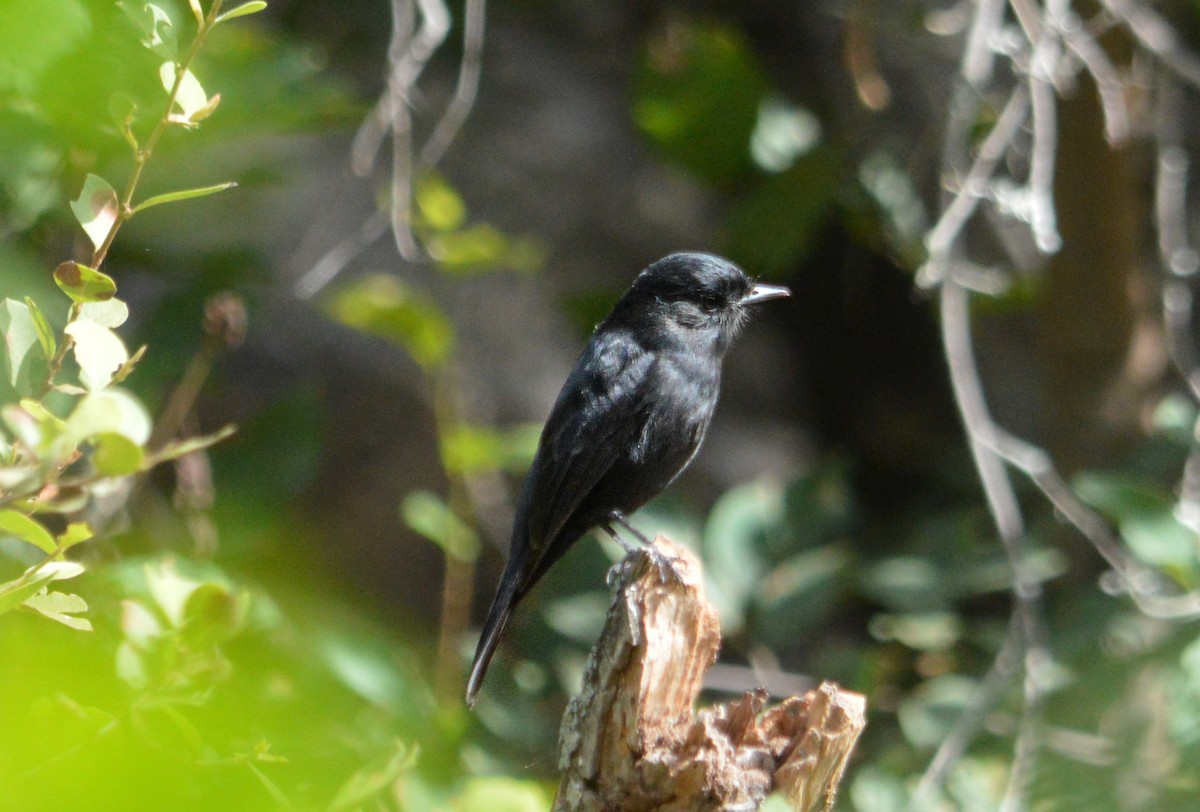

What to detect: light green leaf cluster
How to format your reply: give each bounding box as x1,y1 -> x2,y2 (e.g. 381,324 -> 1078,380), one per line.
116,560 -> 250,690
401,490 -> 480,562
415,174 -> 545,275
0,0 -> 261,636
325,274 -> 455,369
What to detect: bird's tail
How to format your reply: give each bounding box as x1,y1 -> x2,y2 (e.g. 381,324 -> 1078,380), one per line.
465,562 -> 521,707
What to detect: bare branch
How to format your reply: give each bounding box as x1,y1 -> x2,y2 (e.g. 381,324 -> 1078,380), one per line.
963,0 -> 1009,87
940,276 -> 1048,811
919,86 -> 1031,288
1061,20 -> 1130,143
1101,0 -> 1200,89
293,211 -> 389,300
908,615 -> 1023,810
420,0 -> 487,167
306,0 -> 487,289
917,0 -> 1200,803
1027,0 -> 1065,253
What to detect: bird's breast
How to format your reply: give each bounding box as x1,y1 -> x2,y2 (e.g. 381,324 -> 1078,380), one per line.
627,352 -> 720,467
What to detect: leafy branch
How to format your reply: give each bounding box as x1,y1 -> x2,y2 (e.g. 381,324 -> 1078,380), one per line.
0,0 -> 265,632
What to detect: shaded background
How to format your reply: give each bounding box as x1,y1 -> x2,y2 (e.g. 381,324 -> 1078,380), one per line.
4,0 -> 1200,810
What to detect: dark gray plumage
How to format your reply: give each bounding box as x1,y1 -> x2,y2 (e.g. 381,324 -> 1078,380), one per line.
466,252 -> 789,706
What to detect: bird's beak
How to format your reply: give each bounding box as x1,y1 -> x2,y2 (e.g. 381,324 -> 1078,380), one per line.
740,283 -> 791,306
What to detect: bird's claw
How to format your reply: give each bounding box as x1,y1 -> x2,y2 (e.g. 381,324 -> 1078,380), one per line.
642,543 -> 684,584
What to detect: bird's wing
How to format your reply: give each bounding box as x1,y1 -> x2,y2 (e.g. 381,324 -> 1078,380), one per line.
521,330 -> 654,572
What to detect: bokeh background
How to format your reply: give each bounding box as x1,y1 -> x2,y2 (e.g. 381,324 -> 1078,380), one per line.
4,0 -> 1200,809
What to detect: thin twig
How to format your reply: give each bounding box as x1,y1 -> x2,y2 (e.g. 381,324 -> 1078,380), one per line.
919,86 -> 1031,288
1101,0 -> 1200,89
1154,79 -> 1200,540
293,211 -> 389,300
40,2 -> 226,397
1027,0 -> 1064,254
918,1 -> 1200,805
940,277 -> 1048,812
1061,19 -> 1130,144
908,614 -> 1023,809
420,0 -> 487,167
963,0 -> 1008,88
986,428 -> 1200,618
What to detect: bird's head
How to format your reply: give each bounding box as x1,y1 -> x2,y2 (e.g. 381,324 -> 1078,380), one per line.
620,252 -> 790,350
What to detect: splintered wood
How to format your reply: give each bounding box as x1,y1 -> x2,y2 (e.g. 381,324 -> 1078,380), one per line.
555,537 -> 866,812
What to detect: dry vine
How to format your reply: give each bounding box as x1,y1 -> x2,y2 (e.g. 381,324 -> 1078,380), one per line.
294,0 -> 487,298
914,0 -> 1200,808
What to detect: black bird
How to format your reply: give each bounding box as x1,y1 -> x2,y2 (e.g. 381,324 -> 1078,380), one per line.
465,252 -> 789,706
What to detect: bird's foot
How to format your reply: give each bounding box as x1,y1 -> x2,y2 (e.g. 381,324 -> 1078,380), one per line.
603,511 -> 684,584
642,542 -> 685,584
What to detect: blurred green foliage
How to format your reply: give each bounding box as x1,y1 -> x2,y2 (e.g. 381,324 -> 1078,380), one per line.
0,2 -> 549,809
5,3 -> 1200,811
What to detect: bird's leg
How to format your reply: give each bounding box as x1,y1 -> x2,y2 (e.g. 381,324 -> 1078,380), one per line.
604,510 -> 680,582
608,510 -> 652,546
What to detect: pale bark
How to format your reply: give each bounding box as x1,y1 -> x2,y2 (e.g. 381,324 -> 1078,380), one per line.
555,536 -> 866,812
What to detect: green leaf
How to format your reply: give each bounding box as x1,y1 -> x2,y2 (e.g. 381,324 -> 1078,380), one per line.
57,522 -> 94,549
0,298 -> 45,396
458,776 -> 549,812
23,590 -> 91,631
754,544 -> 849,646
633,22 -> 769,186
64,318 -> 129,390
159,62 -> 211,124
1075,472 -> 1200,571
145,559 -> 204,627
93,432 -> 145,476
111,344 -> 147,386
428,235 -> 542,276
860,556 -> 949,612
23,297 -> 56,360
400,490 -> 479,562
1122,511 -> 1197,571
0,571 -> 59,616
3,400 -> 63,455
543,593 -> 609,642
849,767 -> 910,812
0,508 -> 56,554
156,705 -> 208,757
726,147 -> 839,275
440,423 -> 540,474
142,424 -> 237,469
78,298 -> 129,328
183,582 -> 248,643
325,275 -> 454,369
37,560 -> 85,581
897,674 -> 977,748
70,174 -> 119,251
415,173 -> 466,232
60,389 -> 152,456
54,262 -> 117,303
749,95 -> 822,173
327,740 -> 415,812
131,182 -> 236,215
117,1 -> 177,59
868,611 -> 963,652
701,479 -> 782,629
319,636 -> 407,710
215,1 -> 268,24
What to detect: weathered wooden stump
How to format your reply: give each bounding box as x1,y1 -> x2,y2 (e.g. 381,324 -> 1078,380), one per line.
555,536 -> 866,812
